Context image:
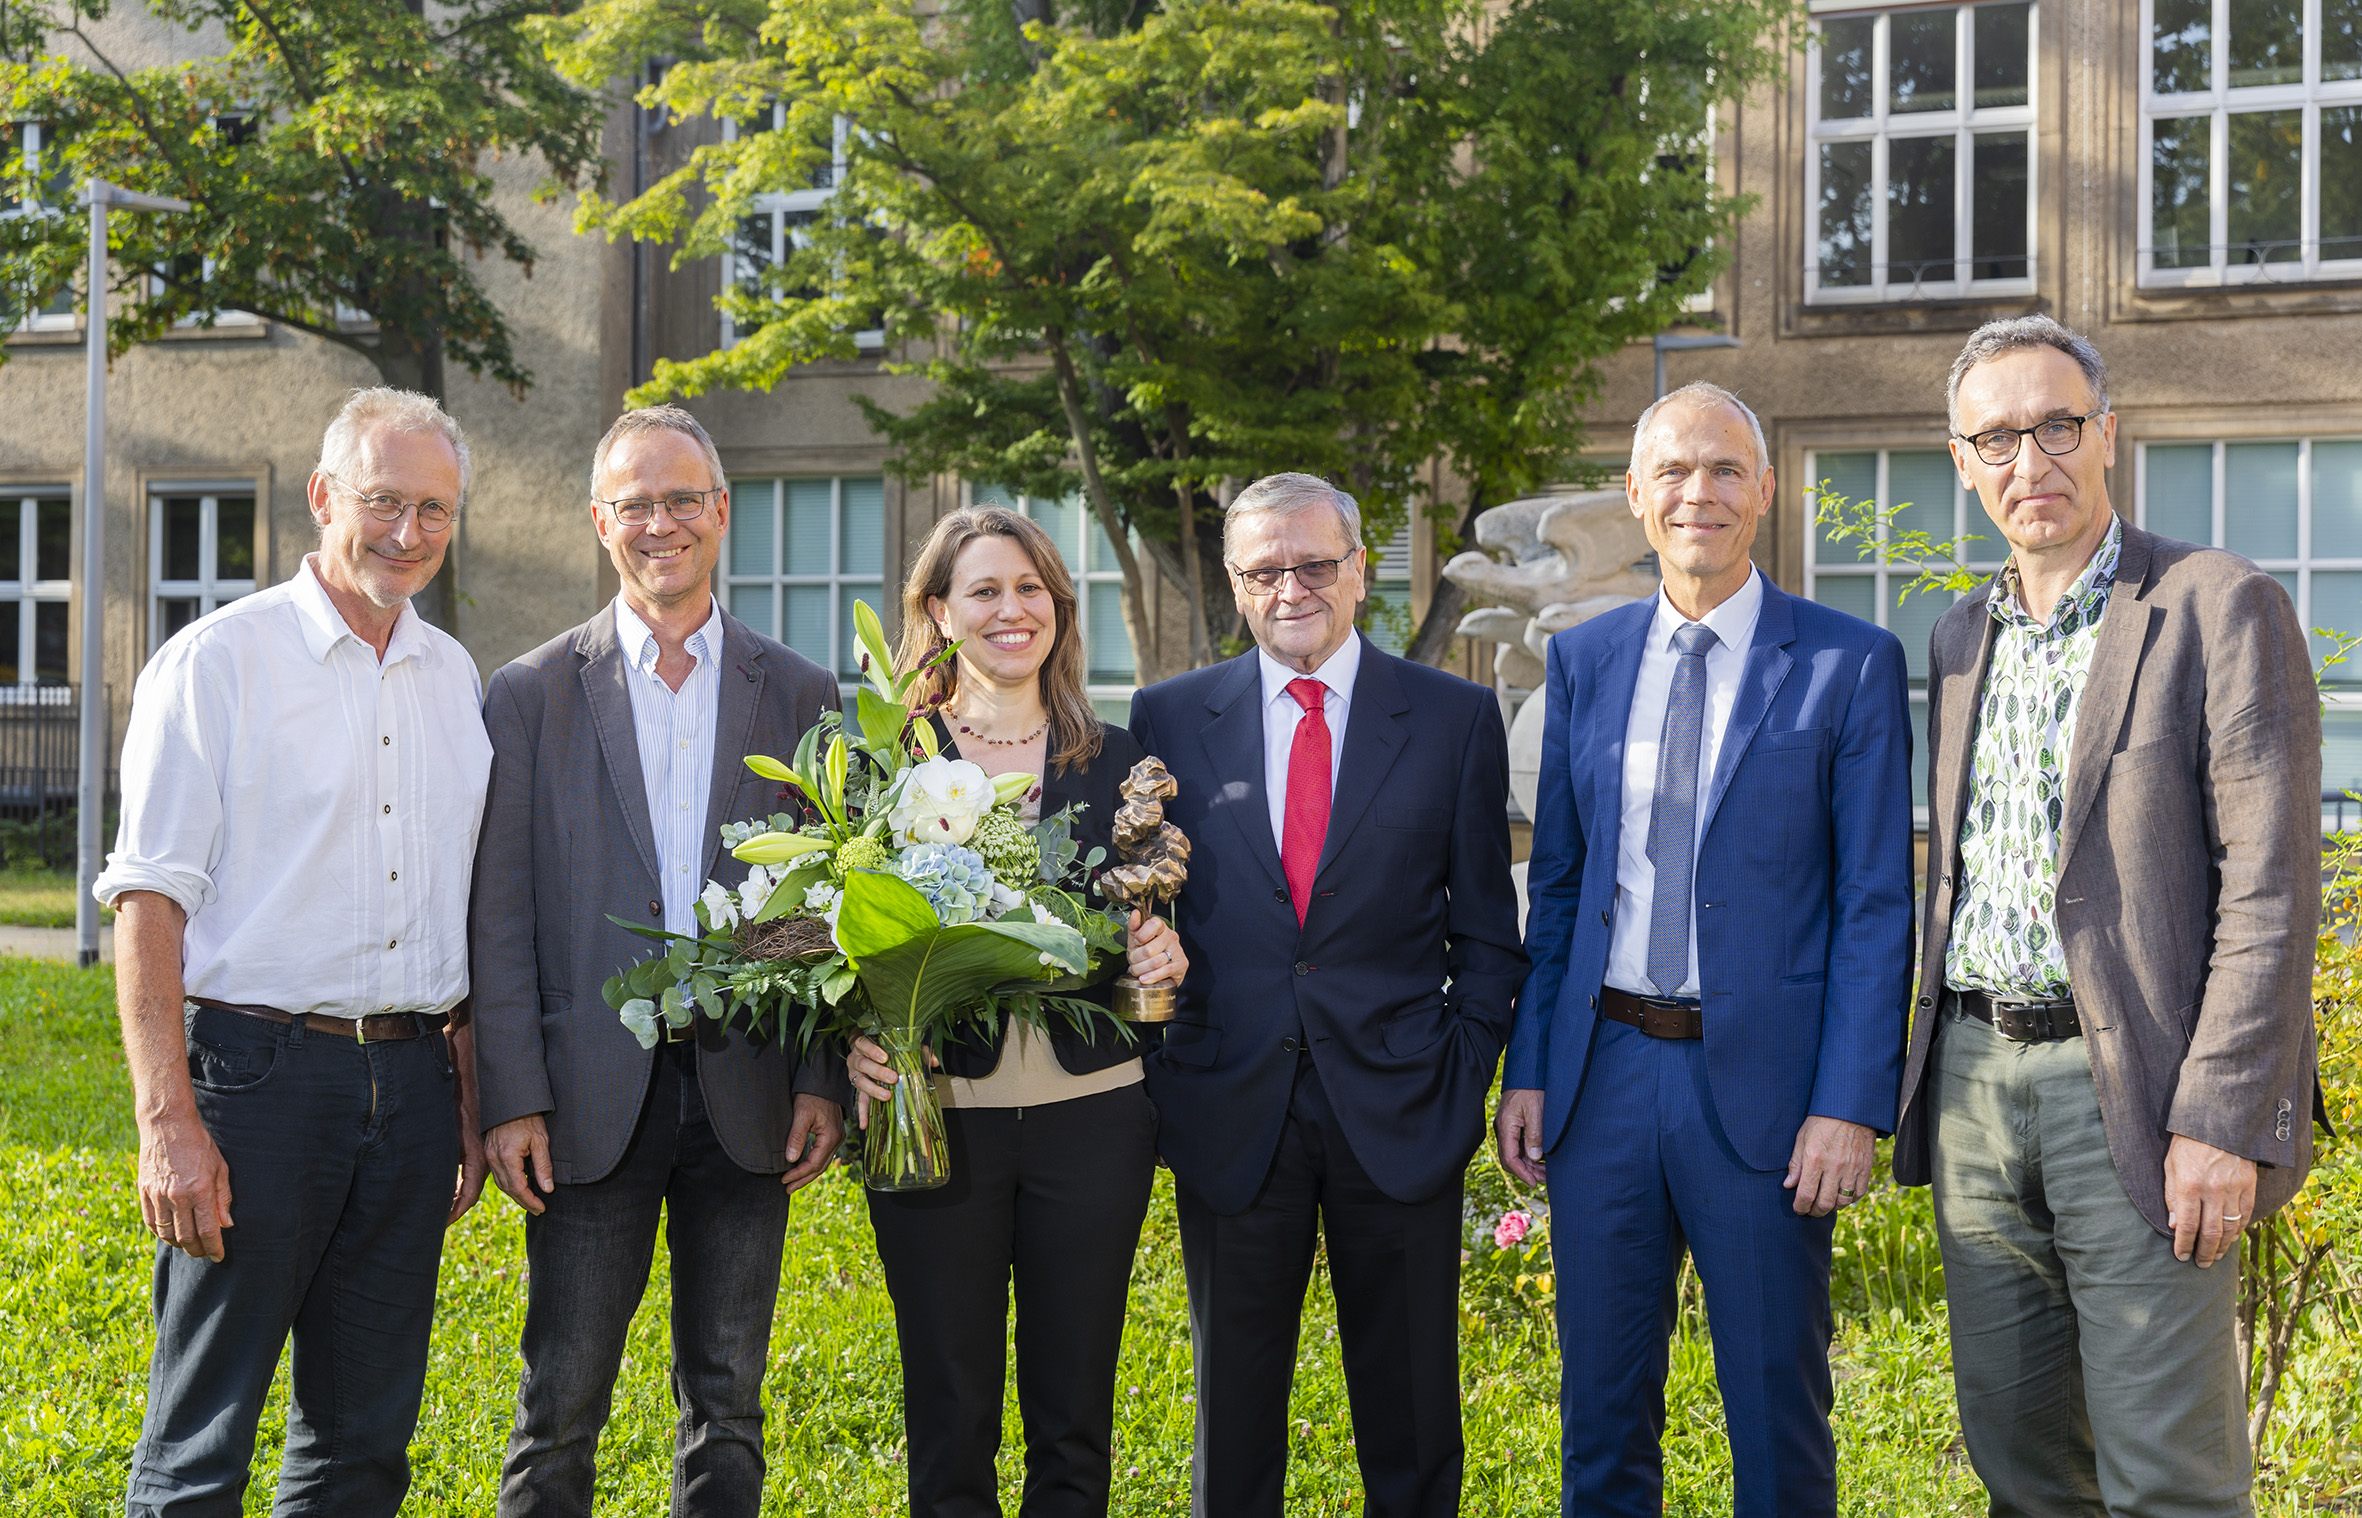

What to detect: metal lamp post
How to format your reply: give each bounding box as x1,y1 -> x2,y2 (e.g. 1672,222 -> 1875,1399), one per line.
78,178 -> 190,968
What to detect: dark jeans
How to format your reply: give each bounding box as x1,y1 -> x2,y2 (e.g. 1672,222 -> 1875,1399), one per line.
866,1082 -> 1159,1518
498,1041 -> 794,1518
125,1002 -> 459,1518
1176,1058 -> 1465,1518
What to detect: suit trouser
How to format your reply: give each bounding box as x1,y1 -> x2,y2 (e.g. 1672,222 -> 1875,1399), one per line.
1546,1019 -> 1838,1518
498,1041 -> 793,1518
1931,1005 -> 2251,1518
125,1003 -> 458,1518
1175,1057 -> 1465,1518
866,1082 -> 1159,1518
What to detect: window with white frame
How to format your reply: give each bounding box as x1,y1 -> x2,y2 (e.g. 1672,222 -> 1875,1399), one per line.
2138,436 -> 2362,827
149,491 -> 257,654
2,122 -> 79,333
1362,528 -> 1416,654
971,485 -> 1137,719
2143,0 -> 2362,284
0,494 -> 75,685
721,475 -> 885,701
1807,3 -> 2038,302
719,106 -> 881,350
1803,447 -> 2006,811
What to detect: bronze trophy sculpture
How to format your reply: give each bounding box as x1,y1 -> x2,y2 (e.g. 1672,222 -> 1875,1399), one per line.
1100,756 -> 1190,1022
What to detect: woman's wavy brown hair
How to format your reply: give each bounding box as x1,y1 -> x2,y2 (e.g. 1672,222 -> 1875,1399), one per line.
895,506 -> 1104,776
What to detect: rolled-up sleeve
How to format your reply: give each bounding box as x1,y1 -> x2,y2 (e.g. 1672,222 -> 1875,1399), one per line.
92,639 -> 223,914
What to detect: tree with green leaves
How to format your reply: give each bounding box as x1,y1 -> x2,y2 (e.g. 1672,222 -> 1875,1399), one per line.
543,0 -> 1792,678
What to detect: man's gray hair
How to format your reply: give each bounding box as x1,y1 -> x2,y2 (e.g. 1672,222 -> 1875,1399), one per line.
1222,471 -> 1365,559
1946,315 -> 2110,432
316,387 -> 472,501
1630,382 -> 1769,475
591,405 -> 726,501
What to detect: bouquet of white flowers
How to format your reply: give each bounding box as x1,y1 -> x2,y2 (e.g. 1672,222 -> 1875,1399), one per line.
602,601 -> 1132,1190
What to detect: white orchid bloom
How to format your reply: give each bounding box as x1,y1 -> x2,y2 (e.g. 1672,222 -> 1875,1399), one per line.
887,755 -> 995,846
698,880 -> 740,934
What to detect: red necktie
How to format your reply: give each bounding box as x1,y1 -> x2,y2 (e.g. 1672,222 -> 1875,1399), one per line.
1281,677 -> 1332,926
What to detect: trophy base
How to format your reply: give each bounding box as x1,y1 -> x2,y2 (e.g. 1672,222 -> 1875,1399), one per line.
1113,976 -> 1180,1023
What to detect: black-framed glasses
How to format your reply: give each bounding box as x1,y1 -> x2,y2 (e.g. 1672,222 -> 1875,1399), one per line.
1955,409 -> 2107,467
1230,556 -> 1348,593
322,474 -> 458,533
596,487 -> 720,526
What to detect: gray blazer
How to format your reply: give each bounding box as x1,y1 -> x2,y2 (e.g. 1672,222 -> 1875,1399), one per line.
470,602 -> 848,1183
1894,522 -> 2322,1235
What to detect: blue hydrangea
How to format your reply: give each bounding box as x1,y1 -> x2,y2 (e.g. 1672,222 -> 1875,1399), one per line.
895,842 -> 995,925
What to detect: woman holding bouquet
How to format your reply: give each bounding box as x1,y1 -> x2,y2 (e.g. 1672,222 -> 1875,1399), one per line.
849,504 -> 1186,1518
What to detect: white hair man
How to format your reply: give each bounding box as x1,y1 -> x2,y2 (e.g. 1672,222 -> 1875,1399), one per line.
97,386 -> 494,1516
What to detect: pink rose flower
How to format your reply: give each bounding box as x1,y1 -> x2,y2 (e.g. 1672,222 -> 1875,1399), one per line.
1494,1210 -> 1531,1249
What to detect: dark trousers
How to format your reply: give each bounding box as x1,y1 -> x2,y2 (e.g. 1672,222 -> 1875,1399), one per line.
1546,1019 -> 1838,1518
867,1082 -> 1159,1518
498,1041 -> 793,1518
1176,1058 -> 1465,1518
125,1002 -> 458,1518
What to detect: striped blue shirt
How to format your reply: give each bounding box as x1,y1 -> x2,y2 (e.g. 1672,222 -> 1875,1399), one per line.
613,595 -> 723,936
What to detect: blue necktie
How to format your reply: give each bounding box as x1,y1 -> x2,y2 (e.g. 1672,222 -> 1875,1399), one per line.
1646,622 -> 1719,997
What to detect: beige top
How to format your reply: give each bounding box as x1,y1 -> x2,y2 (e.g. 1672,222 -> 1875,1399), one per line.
936,741 -> 1142,1109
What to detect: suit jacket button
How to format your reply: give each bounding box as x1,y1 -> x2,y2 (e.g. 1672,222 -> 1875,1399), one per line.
1282,1036 -> 1300,1053
1589,994 -> 1598,1009
1294,961 -> 1309,976
1917,995 -> 1933,1009
1274,887 -> 1289,902
1600,909 -> 1609,925
650,900 -> 662,916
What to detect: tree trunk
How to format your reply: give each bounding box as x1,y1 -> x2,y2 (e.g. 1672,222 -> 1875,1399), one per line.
1175,480 -> 1211,668
1404,481 -> 1493,667
1046,330 -> 1160,686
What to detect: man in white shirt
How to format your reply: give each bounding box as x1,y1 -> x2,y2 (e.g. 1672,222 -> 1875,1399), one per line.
97,387 -> 494,1518
1496,383 -> 1914,1517
471,406 -> 846,1518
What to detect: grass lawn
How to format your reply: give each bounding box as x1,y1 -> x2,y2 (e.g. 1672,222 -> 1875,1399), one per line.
0,956 -> 2347,1513
0,868 -> 104,929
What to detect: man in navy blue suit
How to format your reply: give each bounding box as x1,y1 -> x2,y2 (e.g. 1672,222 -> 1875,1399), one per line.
1495,383 -> 1914,1517
1132,472 -> 1526,1518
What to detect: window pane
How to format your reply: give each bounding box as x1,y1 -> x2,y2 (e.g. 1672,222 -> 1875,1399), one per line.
2226,111 -> 2301,265
727,581 -> 774,639
840,476 -> 884,577
783,585 -> 831,667
1811,452 -> 1879,563
732,214 -> 775,300
0,503 -> 18,582
2144,444 -> 2216,543
1974,3 -> 2031,108
2314,572 -> 2362,675
36,124 -> 71,207
161,497 -> 202,582
729,478 -> 777,578
33,601 -> 65,683
2227,0 -> 2303,87
1810,575 -> 1877,624
1818,16 -> 1875,119
1817,141 -> 1874,287
837,584 -> 881,679
2224,441 -> 2299,559
1890,587 -> 1952,684
2327,711 -> 2362,810
970,482 -> 1018,510
2152,0 -> 2213,94
2324,108 -> 2362,263
1036,493 -> 1084,566
0,601 -> 16,684
1087,582 -> 1134,683
1364,581 -> 1413,655
2150,115 -> 2213,269
783,479 -> 832,576
1888,136 -> 1957,285
1088,513 -> 1126,576
1888,451 -> 1957,546
1972,132 -> 2030,279
215,496 -> 254,580
159,597 -> 200,645
36,499 -> 69,583
2316,442 -> 2362,559
1890,11 -> 1959,113
2330,0 -> 2362,80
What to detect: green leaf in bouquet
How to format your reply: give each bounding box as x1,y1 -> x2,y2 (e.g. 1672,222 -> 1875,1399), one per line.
912,717 -> 942,759
834,870 -> 1088,1036
603,972 -> 628,1011
822,962 -> 858,1004
691,972 -> 721,1020
857,686 -> 908,756
748,857 -> 829,923
853,600 -> 896,694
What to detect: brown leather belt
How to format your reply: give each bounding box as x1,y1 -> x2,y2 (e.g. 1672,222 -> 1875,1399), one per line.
190,997 -> 446,1044
1952,987 -> 2081,1042
1601,987 -> 1704,1040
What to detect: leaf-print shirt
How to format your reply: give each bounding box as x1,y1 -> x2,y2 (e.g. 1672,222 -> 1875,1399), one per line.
1944,516 -> 2122,999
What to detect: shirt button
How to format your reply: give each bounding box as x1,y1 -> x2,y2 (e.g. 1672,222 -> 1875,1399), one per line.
381,735 -> 390,746
386,939 -> 397,950
382,804 -> 391,814
389,871 -> 397,882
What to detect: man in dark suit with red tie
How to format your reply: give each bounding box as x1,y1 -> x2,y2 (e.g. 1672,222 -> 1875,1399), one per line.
1131,472 -> 1528,1518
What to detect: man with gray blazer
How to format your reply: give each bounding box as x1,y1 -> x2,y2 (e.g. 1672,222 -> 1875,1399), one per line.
1895,316 -> 2320,1517
472,406 -> 847,1518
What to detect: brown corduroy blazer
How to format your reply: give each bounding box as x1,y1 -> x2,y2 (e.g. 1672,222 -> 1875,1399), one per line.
1893,522 -> 2323,1236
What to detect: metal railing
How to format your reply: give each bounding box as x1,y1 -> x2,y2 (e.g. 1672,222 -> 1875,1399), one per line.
0,684 -> 113,868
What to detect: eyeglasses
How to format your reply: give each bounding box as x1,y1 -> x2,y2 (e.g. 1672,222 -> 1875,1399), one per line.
1230,557 -> 1348,594
1955,409 -> 2107,467
322,475 -> 458,533
596,488 -> 719,526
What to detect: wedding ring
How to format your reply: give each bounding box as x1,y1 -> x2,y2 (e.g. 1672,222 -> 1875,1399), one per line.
2222,1213 -> 2243,1222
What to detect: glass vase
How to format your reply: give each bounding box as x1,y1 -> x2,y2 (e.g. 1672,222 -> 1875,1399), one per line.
864,1026 -> 950,1192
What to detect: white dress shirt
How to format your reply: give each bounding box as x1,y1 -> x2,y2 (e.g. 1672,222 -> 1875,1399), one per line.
1258,633 -> 1362,851
614,594 -> 725,937
93,555 -> 492,1019
1604,568 -> 1765,998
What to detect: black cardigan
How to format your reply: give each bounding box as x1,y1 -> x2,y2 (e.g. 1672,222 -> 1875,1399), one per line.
933,717 -> 1160,1079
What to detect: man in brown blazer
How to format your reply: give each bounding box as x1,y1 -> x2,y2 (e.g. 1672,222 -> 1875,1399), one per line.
1894,315 -> 2320,1517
